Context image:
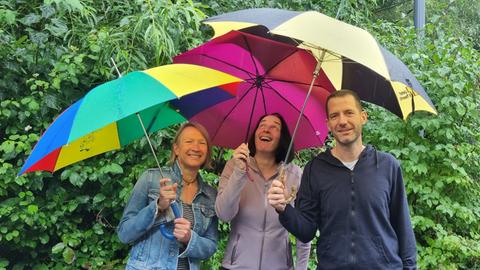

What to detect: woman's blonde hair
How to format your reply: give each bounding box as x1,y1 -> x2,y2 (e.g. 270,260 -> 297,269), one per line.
167,122 -> 213,169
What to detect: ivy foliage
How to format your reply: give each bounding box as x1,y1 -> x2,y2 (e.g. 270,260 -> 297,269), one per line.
1,0 -> 479,269
364,20 -> 480,269
1,0 -> 206,269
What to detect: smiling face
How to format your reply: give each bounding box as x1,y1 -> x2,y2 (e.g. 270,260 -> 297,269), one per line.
327,94 -> 367,147
173,126 -> 208,171
254,115 -> 282,154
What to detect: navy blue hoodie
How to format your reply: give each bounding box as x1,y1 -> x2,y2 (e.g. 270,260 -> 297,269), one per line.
279,145 -> 417,270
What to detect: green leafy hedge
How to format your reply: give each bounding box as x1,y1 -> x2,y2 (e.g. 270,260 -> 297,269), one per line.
1,1 -> 479,269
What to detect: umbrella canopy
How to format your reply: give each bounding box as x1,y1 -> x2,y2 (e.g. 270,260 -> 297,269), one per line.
203,8 -> 437,120
173,30 -> 336,151
18,64 -> 242,175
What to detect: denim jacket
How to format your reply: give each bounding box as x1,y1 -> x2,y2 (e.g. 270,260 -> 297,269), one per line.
118,162 -> 218,270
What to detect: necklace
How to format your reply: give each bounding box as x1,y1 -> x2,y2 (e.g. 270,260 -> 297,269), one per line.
183,175 -> 197,185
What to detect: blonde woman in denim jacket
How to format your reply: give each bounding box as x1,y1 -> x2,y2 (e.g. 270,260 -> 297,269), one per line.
118,123 -> 218,270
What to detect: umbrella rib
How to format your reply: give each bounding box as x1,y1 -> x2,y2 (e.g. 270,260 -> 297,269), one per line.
242,35 -> 304,77
242,34 -> 261,76
261,83 -> 311,115
298,43 -> 343,59
245,86 -> 260,142
260,83 -> 268,115
261,81 -> 326,134
145,105 -> 165,133
198,53 -> 256,77
263,48 -> 301,75
210,83 -> 258,143
264,77 -> 325,88
260,84 -> 324,150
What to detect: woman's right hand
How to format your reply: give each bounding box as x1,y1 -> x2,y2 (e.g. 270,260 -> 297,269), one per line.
157,178 -> 178,211
232,143 -> 250,171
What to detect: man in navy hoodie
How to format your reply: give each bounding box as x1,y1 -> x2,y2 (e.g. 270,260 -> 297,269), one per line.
268,89 -> 417,270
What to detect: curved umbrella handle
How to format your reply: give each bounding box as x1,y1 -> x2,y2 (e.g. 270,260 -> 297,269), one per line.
160,202 -> 181,240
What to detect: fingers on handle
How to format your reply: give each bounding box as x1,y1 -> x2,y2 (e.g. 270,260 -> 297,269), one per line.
271,179 -> 285,189
160,178 -> 171,187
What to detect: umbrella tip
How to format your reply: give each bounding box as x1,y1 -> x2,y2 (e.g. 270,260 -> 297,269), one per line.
110,57 -> 122,78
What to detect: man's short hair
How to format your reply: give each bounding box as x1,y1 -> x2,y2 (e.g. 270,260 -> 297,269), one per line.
326,89 -> 363,117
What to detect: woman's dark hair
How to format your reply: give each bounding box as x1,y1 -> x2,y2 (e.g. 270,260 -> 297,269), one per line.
247,113 -> 294,164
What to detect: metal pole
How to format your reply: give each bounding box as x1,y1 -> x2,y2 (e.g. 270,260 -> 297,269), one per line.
136,113 -> 163,173
414,0 -> 425,37
284,50 -> 326,163
335,0 -> 346,19
110,57 -> 163,176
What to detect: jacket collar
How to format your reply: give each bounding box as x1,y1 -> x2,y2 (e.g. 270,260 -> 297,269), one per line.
247,156 -> 292,178
172,159 -> 209,195
318,144 -> 376,167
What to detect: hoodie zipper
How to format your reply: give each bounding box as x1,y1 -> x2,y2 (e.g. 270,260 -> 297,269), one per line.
349,169 -> 356,267
258,180 -> 269,269
318,147 -> 374,267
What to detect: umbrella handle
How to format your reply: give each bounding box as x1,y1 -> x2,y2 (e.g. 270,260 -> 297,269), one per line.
278,163 -> 297,204
160,202 -> 181,240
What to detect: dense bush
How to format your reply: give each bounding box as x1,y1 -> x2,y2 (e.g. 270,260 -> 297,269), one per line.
1,1 -> 479,269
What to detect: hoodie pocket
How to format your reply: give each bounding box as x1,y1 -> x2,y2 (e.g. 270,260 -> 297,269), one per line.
355,235 -> 393,267
230,233 -> 241,265
317,235 -> 333,261
285,238 -> 293,268
317,235 -> 349,266
373,236 -> 392,265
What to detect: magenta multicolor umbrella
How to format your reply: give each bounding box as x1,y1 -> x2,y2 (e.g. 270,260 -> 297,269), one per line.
173,30 -> 335,151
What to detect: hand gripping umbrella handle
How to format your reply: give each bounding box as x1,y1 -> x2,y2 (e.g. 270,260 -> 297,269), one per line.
160,202 -> 181,240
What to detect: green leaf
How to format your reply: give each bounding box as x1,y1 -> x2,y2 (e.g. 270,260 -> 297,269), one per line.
63,0 -> 83,11
67,202 -> 77,212
51,242 -> 65,254
32,264 -> 49,270
0,141 -> 15,154
27,204 -> 38,214
45,18 -> 68,37
27,100 -> 39,111
68,172 -> 84,187
39,234 -> 49,244
76,195 -> 90,204
92,223 -> 104,235
0,9 -> 16,25
62,247 -> 75,264
40,4 -> 55,18
105,163 -> 123,174
20,13 -> 41,26
0,258 -> 9,268
92,194 -> 105,204
455,103 -> 466,116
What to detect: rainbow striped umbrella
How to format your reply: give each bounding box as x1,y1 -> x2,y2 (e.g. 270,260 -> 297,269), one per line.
18,64 -> 242,175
